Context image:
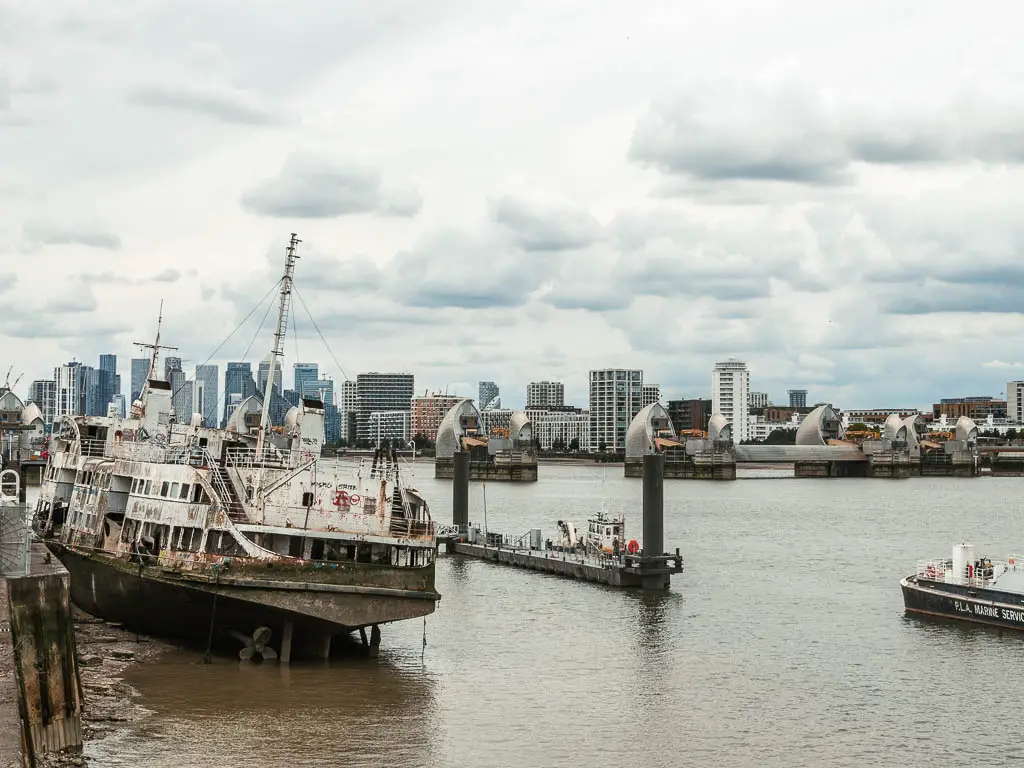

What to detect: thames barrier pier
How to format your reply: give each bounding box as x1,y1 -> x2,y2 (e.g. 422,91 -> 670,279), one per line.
624,403 -> 981,480
442,449 -> 682,590
434,399 -> 538,482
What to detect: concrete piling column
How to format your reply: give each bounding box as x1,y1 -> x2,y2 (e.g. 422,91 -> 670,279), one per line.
642,453 -> 665,559
453,451 -> 470,531
369,624 -> 381,658
280,621 -> 293,664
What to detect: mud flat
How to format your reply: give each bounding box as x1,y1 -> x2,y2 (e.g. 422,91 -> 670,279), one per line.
68,611 -> 171,765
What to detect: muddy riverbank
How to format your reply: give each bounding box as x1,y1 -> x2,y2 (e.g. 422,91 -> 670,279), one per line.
33,611 -> 173,767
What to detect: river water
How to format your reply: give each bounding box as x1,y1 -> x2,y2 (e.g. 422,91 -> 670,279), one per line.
84,464 -> 1024,768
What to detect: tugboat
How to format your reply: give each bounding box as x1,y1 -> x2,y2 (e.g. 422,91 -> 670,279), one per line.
901,543 -> 1024,629
555,510 -> 637,556
33,234 -> 440,660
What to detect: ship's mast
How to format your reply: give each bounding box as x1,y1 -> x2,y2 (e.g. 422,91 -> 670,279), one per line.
256,234 -> 301,455
133,300 -> 178,402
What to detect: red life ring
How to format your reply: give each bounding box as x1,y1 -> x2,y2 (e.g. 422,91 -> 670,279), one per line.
925,564 -> 937,579
627,539 -> 639,554
334,490 -> 349,507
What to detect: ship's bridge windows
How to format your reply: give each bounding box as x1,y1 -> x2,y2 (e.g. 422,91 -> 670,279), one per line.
179,483 -> 190,500
144,480 -> 152,495
160,481 -> 170,497
170,482 -> 179,498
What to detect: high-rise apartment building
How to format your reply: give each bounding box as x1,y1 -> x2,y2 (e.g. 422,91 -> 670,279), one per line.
54,361 -> 88,418
411,393 -> 463,442
526,381 -> 565,409
749,391 -> 769,409
195,364 -> 219,427
667,398 -> 713,434
642,384 -> 661,407
367,411 -> 411,446
1009,381 -> 1024,424
130,358 -> 149,403
293,363 -> 319,399
788,389 -> 808,409
28,380 -> 56,425
479,381 -> 500,411
713,359 -> 750,441
356,373 -> 414,444
588,368 -> 644,453
340,380 -> 357,444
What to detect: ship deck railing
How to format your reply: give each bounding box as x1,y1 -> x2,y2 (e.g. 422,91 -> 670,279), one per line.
916,556 -> 1024,585
226,447 -> 315,471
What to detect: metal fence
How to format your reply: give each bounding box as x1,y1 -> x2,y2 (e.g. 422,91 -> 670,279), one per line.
0,502 -> 30,577
0,468 -> 30,576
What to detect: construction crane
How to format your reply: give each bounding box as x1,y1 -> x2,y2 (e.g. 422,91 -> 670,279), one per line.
2,367 -> 22,392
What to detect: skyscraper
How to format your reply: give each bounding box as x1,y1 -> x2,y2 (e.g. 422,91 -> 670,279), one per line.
98,354 -> 120,415
293,363 -> 319,399
526,381 -> 565,409
479,381 -> 500,410
195,364 -> 219,427
257,355 -> 283,395
588,368 -> 644,453
356,373 -> 414,444
713,359 -> 750,441
223,362 -> 256,427
130,358 -> 150,402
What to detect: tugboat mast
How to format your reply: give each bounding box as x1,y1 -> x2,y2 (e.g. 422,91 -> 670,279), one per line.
256,234 -> 301,455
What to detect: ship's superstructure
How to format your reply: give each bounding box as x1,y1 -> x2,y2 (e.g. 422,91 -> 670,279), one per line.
34,234 -> 438,660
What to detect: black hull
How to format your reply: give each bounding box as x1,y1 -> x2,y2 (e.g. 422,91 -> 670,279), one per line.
902,576 -> 1024,631
47,542 -> 437,655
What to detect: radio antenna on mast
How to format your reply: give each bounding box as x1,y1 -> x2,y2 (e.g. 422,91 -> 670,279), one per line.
134,299 -> 178,390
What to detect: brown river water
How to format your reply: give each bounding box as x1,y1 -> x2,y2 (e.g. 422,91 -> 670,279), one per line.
80,464 -> 1024,767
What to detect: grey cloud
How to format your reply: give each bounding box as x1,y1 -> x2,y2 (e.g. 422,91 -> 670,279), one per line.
386,230 -> 545,309
127,83 -> 282,126
150,268 -> 181,283
882,285 -> 1024,315
201,287 -> 216,301
0,273 -> 18,295
492,194 -> 603,251
43,290 -> 98,313
242,154 -> 422,219
76,269 -> 181,286
630,82 -> 1024,185
79,272 -> 131,286
23,221 -> 121,250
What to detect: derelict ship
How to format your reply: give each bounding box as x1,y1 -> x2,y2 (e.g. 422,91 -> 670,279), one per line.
902,543 -> 1024,631
34,234 -> 439,660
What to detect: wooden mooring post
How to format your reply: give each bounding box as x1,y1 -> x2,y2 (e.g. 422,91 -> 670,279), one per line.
5,556 -> 84,765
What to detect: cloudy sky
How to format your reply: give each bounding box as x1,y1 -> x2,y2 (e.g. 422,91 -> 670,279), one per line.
3,0 -> 1024,410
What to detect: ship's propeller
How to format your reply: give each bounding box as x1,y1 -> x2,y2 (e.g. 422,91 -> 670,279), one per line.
230,626 -> 278,662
